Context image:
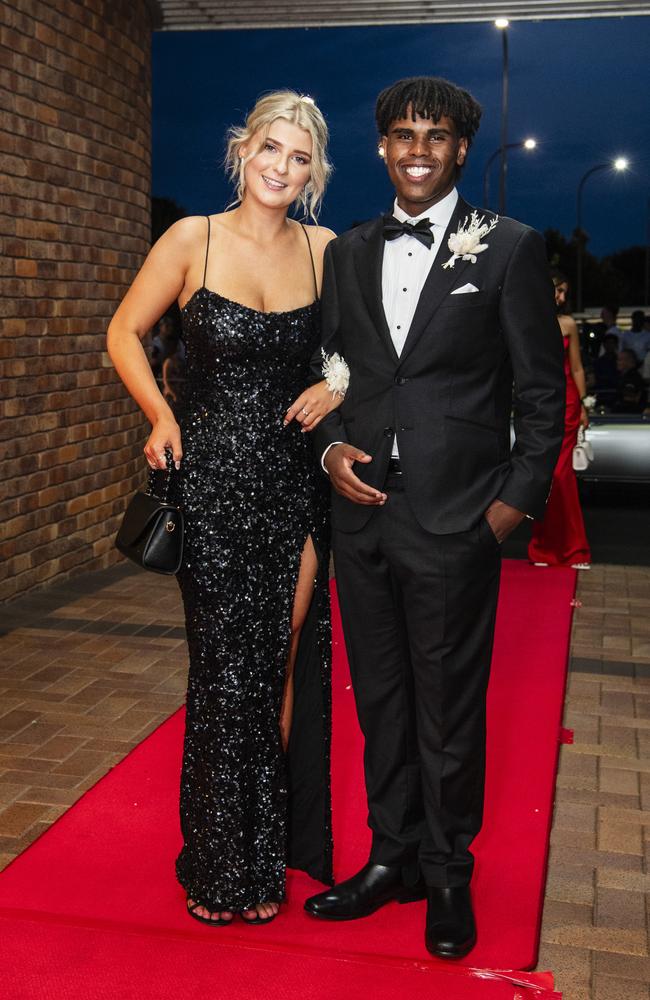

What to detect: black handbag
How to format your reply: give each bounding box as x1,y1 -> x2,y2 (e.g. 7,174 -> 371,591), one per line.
115,455 -> 184,575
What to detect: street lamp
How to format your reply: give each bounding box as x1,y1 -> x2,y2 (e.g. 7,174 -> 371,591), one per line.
495,19 -> 509,214
483,138 -> 537,211
575,157 -> 629,313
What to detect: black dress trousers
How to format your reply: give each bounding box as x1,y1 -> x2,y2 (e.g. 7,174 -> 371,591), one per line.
332,477 -> 502,888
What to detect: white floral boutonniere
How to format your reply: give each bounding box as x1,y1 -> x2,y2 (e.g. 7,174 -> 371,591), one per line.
442,211 -> 499,269
321,348 -> 350,399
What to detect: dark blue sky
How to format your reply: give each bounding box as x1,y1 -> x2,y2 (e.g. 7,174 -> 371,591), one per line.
152,17 -> 650,257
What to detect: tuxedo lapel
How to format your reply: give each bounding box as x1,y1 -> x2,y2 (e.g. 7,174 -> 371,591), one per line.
353,217 -> 400,365
398,196 -> 475,365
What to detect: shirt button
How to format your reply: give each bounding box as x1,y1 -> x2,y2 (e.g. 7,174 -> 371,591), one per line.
403,287 -> 407,292
396,325 -> 401,330
408,252 -> 413,257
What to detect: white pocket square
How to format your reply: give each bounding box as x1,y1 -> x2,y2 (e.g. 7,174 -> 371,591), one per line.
450,283 -> 479,295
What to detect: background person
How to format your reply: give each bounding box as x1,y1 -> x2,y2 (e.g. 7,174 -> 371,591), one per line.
622,310 -> 650,364
528,271 -> 591,569
614,348 -> 648,413
593,332 -> 619,410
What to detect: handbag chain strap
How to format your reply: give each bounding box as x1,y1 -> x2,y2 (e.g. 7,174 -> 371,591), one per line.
146,448 -> 176,503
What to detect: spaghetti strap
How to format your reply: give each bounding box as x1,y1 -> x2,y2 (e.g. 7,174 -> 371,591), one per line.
300,224 -> 319,301
202,216 -> 211,288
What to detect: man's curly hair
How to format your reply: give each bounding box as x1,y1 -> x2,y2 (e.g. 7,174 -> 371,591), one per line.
375,76 -> 482,146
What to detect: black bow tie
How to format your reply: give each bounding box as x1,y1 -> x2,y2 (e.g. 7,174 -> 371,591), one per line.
382,215 -> 434,249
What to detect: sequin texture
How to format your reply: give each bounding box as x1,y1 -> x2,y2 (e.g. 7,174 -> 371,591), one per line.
171,287 -> 333,912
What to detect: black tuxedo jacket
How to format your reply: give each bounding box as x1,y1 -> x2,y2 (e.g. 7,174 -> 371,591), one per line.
312,197 -> 565,535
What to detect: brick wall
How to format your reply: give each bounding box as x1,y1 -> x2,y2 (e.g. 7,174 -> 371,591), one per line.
0,0 -> 155,601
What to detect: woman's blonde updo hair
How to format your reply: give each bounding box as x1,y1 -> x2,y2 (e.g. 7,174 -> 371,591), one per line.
225,90 -> 332,222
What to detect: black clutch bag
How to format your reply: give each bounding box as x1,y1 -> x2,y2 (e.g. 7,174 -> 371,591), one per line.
115,455 -> 184,575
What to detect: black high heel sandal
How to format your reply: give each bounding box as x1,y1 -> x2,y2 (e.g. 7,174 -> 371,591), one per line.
186,898 -> 234,926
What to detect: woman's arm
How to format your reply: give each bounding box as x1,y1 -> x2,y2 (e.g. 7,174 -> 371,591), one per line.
563,316 -> 589,426
285,226 -> 340,432
162,355 -> 177,402
106,217 -> 202,468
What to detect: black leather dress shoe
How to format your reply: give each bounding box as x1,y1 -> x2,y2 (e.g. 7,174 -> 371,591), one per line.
424,886 -> 476,959
304,863 -> 426,920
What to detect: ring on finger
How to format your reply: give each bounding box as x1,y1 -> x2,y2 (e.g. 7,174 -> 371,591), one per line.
301,407 -> 310,416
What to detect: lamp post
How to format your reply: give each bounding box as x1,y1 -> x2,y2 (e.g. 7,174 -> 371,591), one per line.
575,157 -> 629,313
495,18 -> 510,214
483,138 -> 536,212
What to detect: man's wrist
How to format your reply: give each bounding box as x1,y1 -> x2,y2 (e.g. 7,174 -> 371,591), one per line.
492,498 -> 532,521
321,441 -> 344,473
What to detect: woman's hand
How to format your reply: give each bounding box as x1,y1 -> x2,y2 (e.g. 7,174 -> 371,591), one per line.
284,379 -> 344,432
144,416 -> 183,470
580,404 -> 590,429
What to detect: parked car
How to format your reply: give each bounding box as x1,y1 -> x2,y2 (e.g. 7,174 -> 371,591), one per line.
511,414 -> 650,483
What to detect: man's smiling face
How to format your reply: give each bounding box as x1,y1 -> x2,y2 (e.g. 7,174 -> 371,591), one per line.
379,109 -> 468,216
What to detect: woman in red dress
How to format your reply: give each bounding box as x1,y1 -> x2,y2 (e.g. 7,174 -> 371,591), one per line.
528,272 -> 591,569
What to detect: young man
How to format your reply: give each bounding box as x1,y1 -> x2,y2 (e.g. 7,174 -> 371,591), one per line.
305,77 -> 565,958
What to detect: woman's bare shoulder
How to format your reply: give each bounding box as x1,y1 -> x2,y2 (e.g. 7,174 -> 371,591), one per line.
559,314 -> 578,336
302,223 -> 337,250
158,215 -> 209,250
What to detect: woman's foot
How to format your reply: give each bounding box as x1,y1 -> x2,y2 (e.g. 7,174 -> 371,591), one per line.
187,898 -> 235,926
240,901 -> 280,924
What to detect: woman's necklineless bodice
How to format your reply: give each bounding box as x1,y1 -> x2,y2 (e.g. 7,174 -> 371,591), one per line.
181,285 -> 318,320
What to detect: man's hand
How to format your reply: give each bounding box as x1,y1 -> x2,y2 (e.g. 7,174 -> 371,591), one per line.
324,444 -> 387,506
484,499 -> 526,543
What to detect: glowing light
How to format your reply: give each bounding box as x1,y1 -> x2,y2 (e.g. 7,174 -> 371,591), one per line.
495,17 -> 509,28
613,157 -> 628,171
523,138 -> 537,150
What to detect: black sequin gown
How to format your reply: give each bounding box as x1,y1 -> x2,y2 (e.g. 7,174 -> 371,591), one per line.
172,284 -> 333,912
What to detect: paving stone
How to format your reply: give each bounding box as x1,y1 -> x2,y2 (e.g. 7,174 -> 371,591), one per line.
0,801 -> 49,837
53,749 -> 119,777
0,782 -> 29,805
594,975 -> 649,1000
0,709 -> 42,735
598,815 -> 644,855
543,924 -> 647,955
16,786 -> 80,807
556,786 -> 639,809
553,800 -> 597,833
596,886 -> 647,930
30,735 -> 88,761
600,766 -> 640,797
594,953 -> 650,981
541,897 -> 593,931
536,942 -> 592,997
546,862 -> 595,905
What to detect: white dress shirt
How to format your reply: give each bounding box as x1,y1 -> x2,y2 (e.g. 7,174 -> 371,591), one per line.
383,189 -> 458,456
322,188 -> 459,467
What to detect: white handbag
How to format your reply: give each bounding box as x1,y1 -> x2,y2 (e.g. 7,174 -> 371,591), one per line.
572,426 -> 593,471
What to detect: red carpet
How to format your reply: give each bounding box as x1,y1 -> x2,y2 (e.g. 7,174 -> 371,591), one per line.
0,561 -> 574,999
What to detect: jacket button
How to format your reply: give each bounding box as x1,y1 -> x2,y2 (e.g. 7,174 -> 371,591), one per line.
394,376 -> 409,385
383,427 -> 393,437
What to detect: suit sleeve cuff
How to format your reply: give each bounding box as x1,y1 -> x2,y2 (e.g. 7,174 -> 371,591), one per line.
321,441 -> 344,473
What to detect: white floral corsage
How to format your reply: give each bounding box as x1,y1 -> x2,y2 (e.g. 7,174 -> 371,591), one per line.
442,212 -> 498,269
321,348 -> 349,399
582,395 -> 596,411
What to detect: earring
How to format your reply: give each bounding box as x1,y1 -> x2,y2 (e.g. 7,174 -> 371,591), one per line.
377,147 -> 385,158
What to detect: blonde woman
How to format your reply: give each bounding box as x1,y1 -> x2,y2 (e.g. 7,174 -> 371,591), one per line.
107,92 -> 339,926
